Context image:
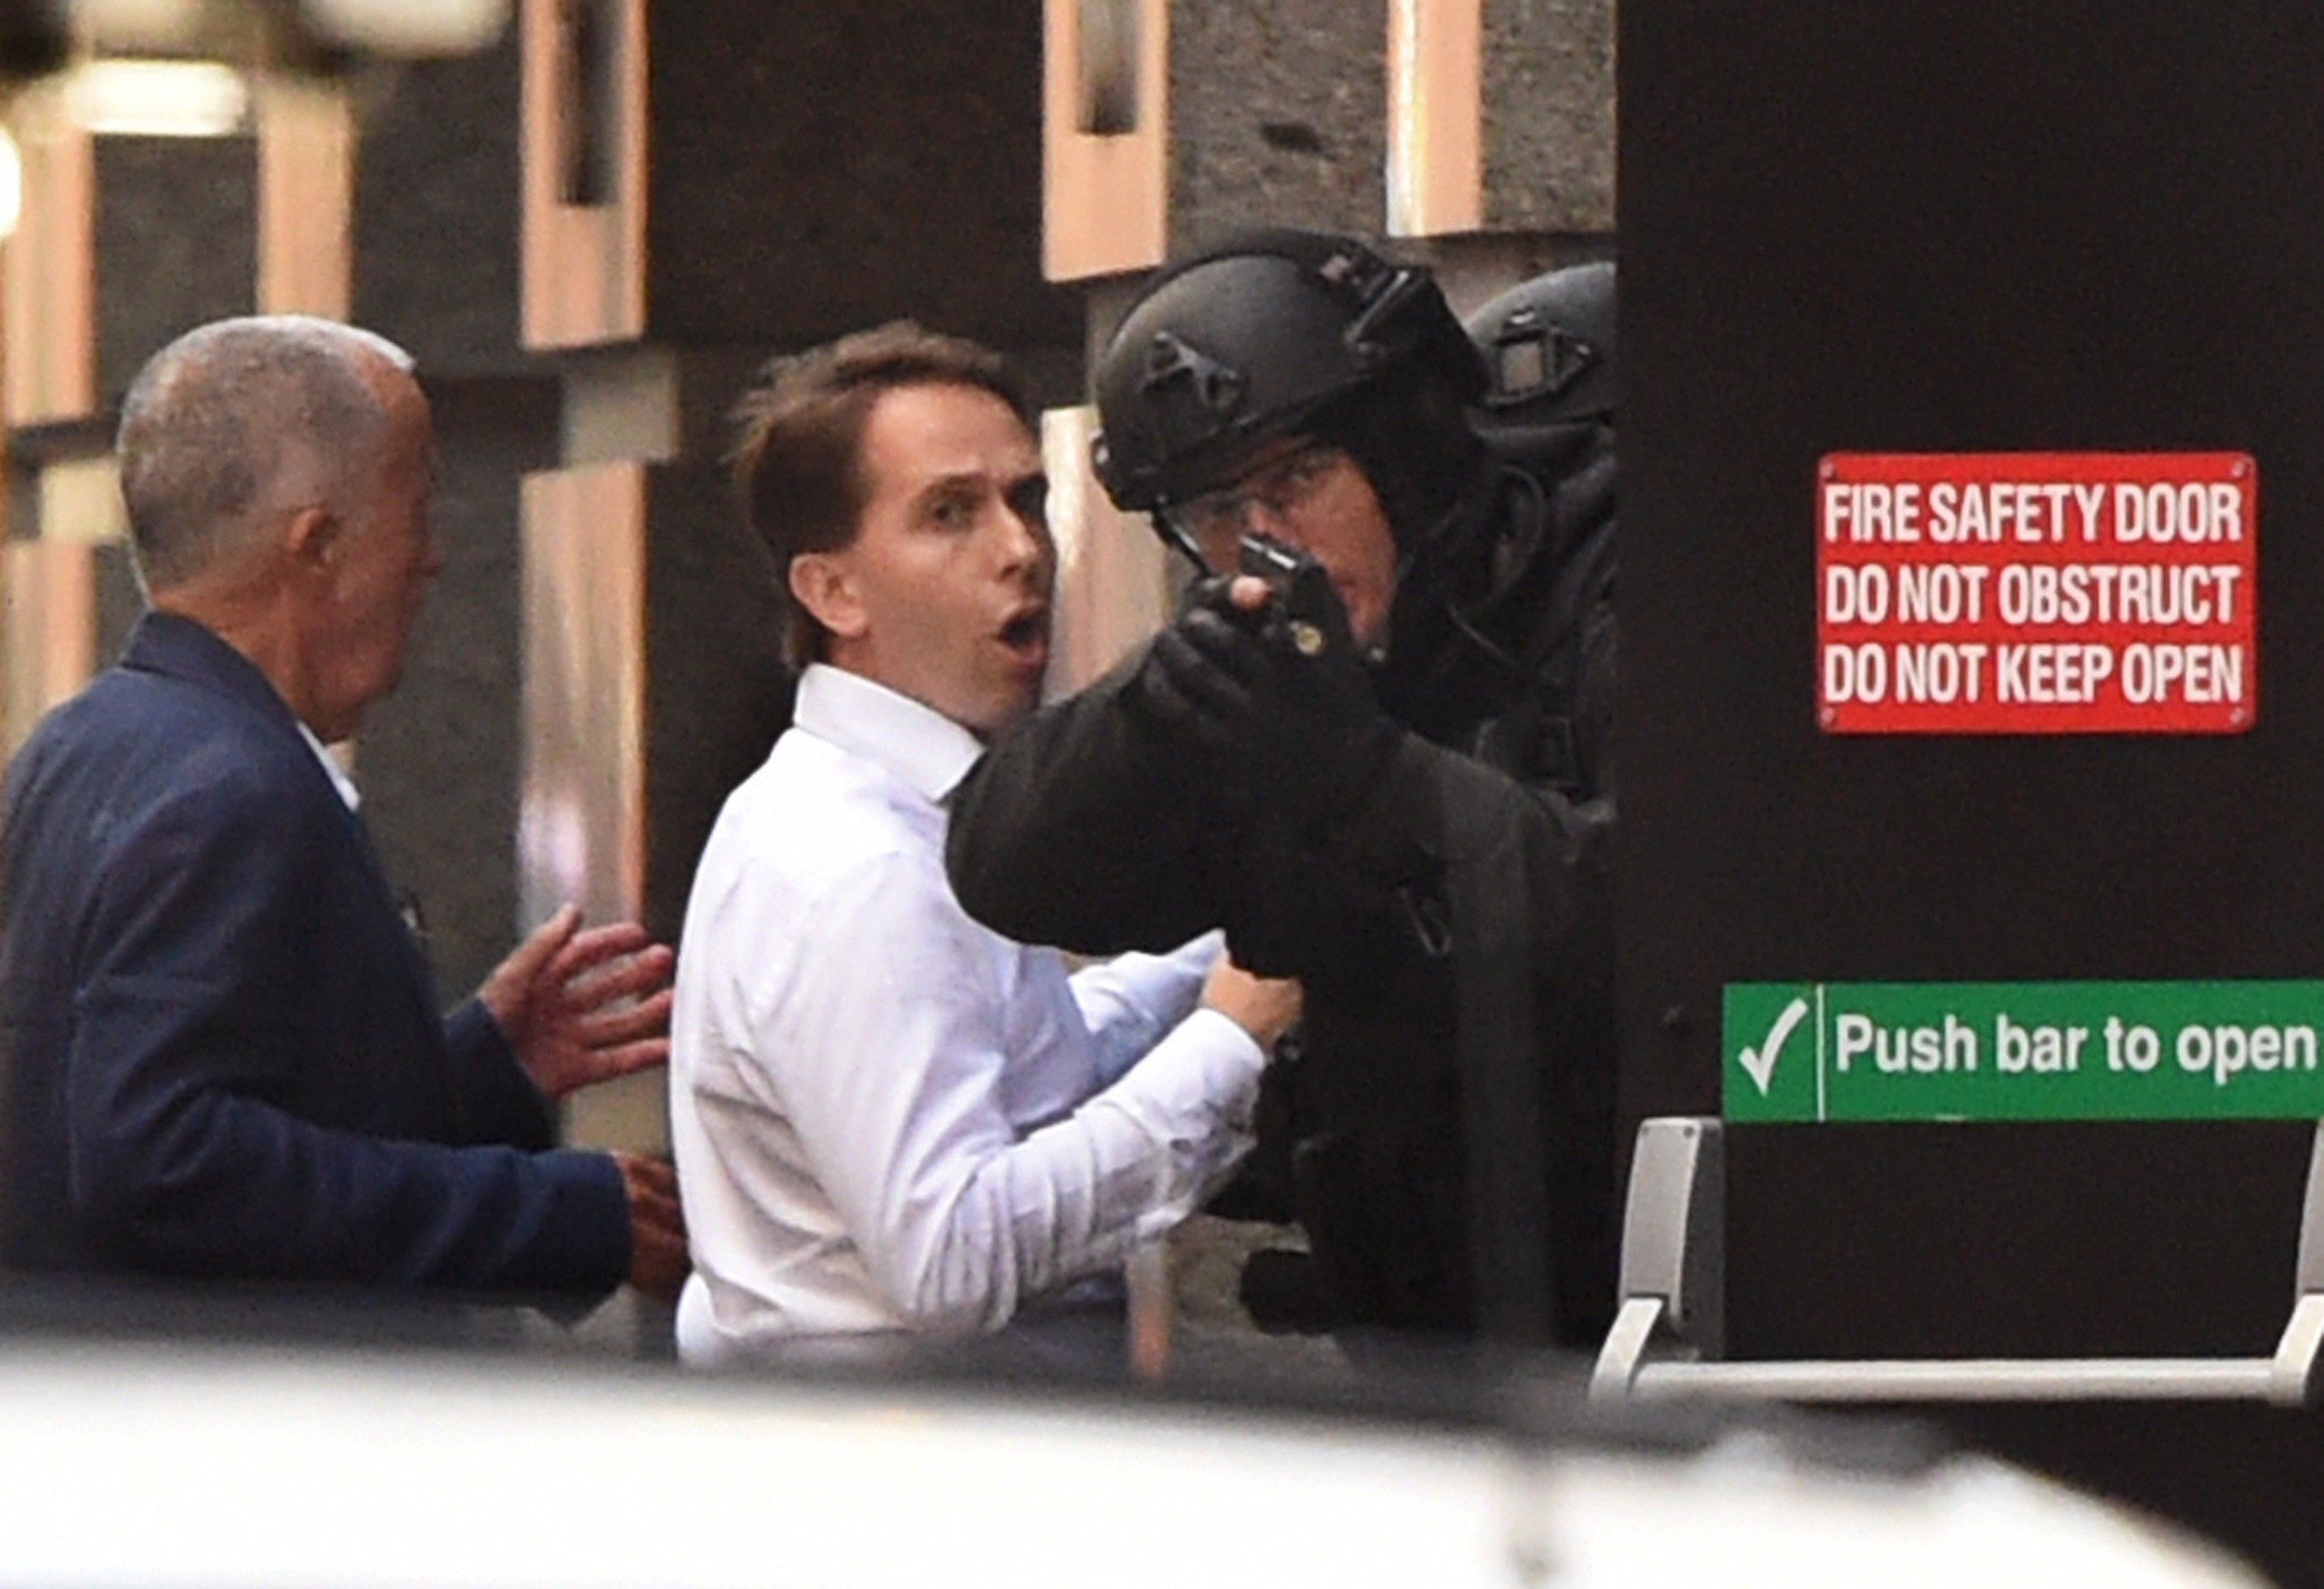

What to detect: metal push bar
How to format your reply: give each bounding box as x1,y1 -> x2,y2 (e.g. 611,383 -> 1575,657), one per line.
1590,1117 -> 2324,1408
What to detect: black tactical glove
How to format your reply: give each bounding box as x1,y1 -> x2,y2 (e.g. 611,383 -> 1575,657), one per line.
1135,556 -> 1404,831
1129,576 -> 1265,766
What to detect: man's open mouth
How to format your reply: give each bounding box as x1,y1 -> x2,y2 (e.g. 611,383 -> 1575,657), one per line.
998,607 -> 1050,656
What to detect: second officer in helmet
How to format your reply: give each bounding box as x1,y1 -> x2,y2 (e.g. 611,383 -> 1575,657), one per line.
945,229 -> 1619,1349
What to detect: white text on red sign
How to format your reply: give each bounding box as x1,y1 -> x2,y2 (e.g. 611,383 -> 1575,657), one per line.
1816,453 -> 2256,735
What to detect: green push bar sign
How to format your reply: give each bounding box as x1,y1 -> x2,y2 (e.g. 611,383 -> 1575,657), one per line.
1724,981 -> 2324,1122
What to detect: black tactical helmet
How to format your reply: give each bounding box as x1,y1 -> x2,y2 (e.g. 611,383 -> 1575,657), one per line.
1090,230 -> 1488,514
1463,260 -> 1617,435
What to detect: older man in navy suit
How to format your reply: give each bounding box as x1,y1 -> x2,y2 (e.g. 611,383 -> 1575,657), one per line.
0,316 -> 685,1304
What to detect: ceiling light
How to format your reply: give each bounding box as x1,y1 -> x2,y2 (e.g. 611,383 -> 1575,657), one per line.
59,59 -> 248,137
299,0 -> 510,57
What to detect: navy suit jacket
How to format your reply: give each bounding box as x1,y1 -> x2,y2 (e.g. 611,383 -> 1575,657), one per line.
0,614 -> 628,1299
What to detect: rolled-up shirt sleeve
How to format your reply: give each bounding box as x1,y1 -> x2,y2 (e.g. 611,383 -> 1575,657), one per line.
1067,932 -> 1222,1085
746,853 -> 1261,1338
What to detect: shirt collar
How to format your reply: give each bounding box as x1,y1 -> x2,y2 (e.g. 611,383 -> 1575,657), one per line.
792,664 -> 985,804
295,720 -> 362,812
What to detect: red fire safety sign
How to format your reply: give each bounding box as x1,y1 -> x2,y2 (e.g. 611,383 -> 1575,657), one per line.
1817,452 -> 2257,735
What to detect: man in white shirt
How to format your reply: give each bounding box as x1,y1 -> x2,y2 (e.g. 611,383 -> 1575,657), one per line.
670,323 -> 1298,1367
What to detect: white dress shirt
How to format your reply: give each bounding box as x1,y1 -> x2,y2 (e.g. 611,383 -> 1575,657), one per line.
294,721 -> 361,811
669,664 -> 1264,1365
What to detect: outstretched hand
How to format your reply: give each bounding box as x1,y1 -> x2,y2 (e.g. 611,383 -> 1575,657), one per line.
479,905 -> 677,1101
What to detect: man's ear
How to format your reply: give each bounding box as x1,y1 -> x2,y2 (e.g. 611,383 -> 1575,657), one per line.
789,551 -> 867,642
282,504 -> 341,576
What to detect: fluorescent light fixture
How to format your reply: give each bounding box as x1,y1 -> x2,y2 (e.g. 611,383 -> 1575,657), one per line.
0,128 -> 20,241
59,60 -> 249,138
300,0 -> 511,57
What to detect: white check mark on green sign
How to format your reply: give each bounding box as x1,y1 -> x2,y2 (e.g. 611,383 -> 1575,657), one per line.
1728,980 -> 2324,1122
1739,995 -> 1810,1096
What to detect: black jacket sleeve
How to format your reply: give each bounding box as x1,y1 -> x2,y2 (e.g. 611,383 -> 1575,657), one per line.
946,642 -> 1231,956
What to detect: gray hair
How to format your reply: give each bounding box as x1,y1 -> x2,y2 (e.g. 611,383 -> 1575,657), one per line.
115,316 -> 417,591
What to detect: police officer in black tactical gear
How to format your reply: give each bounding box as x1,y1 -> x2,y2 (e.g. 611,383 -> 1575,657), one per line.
944,229 -> 1618,1350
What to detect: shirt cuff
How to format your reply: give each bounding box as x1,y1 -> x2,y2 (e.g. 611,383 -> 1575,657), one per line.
1109,1006 -> 1267,1244
1173,1003 -> 1266,1079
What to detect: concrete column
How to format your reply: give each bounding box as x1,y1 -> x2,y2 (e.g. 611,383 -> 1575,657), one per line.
356,36 -> 531,368
0,537 -> 91,758
93,136 -> 257,400
257,81 -> 353,320
519,0 -> 644,351
1041,404 -> 1169,695
515,442 -> 787,1154
344,35 -> 563,1016
1168,0 -> 1389,251
1044,0 -> 1168,285
1388,0 -> 1614,241
360,378 -> 560,1004
3,103 -> 94,427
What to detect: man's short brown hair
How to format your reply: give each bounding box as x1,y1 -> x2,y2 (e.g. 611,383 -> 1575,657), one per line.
732,321 -> 1034,670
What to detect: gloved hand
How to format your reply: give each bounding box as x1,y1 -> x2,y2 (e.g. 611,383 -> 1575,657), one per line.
1132,567 -> 1403,830
1128,574 -> 1264,765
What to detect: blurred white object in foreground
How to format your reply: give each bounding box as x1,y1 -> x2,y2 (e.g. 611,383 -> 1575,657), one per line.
0,1339 -> 2263,1589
